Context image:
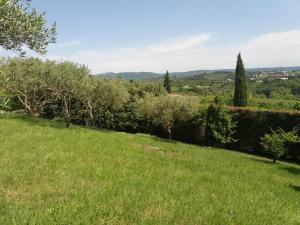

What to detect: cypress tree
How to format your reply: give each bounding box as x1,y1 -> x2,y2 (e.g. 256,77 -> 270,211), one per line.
234,53 -> 248,106
163,70 -> 171,93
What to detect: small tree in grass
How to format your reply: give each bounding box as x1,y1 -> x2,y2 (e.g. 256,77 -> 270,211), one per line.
206,96 -> 237,147
260,128 -> 298,163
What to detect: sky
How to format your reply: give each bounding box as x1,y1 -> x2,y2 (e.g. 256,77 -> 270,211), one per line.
3,0 -> 300,73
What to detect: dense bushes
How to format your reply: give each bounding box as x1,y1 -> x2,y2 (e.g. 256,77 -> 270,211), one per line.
1,57 -> 299,162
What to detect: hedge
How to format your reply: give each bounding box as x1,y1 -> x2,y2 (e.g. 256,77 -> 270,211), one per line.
156,108 -> 300,161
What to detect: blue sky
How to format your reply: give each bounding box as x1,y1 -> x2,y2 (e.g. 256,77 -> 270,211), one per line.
11,1 -> 300,73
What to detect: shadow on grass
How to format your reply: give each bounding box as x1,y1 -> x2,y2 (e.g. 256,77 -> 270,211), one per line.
150,135 -> 178,144
281,166 -> 300,175
7,113 -> 114,133
290,185 -> 300,192
251,158 -> 275,165
18,116 -> 66,130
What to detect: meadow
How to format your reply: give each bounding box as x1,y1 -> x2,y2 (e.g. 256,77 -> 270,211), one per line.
0,113 -> 299,225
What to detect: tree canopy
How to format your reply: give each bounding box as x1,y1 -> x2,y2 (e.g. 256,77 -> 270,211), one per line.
0,0 -> 56,55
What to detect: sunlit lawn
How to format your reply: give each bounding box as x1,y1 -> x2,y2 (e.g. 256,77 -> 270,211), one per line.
0,114 -> 299,225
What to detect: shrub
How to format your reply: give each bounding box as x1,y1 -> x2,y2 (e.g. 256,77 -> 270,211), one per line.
260,128 -> 298,163
206,96 -> 237,147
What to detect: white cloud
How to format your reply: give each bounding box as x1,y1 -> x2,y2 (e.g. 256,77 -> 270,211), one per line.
51,40 -> 82,47
46,30 -> 300,73
147,34 -> 211,53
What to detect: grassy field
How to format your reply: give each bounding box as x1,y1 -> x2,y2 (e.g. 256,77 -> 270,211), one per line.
0,114 -> 299,225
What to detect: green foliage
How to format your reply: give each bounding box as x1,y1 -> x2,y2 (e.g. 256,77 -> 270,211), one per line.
80,76 -> 129,127
1,58 -> 54,115
163,70 -> 171,93
0,0 -> 56,55
261,128 -> 299,163
135,94 -> 198,139
206,96 -> 237,147
0,95 -> 10,110
234,53 -> 248,106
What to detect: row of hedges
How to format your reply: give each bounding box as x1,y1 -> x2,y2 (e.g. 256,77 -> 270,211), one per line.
159,108 -> 300,161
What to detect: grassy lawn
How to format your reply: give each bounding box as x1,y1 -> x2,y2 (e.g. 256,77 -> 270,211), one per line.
0,114 -> 299,225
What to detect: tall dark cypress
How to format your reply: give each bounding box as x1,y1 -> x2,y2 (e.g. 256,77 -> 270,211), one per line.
234,53 -> 248,106
164,70 -> 171,93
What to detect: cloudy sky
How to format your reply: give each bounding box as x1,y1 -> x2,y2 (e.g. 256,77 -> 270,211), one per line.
3,0 -> 300,73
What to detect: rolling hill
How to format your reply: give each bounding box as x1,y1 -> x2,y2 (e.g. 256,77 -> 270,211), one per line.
96,66 -> 300,80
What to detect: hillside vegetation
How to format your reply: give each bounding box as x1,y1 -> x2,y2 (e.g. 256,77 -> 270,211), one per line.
0,114 -> 299,225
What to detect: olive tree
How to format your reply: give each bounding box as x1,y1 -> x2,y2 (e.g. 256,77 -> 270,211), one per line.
1,58 -> 54,116
0,0 -> 56,55
80,77 -> 129,127
136,94 -> 198,140
47,61 -> 89,127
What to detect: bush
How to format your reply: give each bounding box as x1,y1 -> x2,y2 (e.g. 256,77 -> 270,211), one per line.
206,96 -> 237,147
260,128 -> 298,163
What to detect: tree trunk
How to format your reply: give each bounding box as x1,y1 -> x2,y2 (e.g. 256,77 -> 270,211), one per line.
87,100 -> 95,127
167,126 -> 172,141
273,157 -> 276,163
63,96 -> 71,127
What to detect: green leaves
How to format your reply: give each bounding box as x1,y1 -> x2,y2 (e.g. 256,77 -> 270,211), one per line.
234,53 -> 248,107
0,0 -> 56,55
260,128 -> 299,163
163,70 -> 171,93
207,96 -> 237,147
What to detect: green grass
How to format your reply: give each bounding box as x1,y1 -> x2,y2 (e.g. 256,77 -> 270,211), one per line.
0,114 -> 299,225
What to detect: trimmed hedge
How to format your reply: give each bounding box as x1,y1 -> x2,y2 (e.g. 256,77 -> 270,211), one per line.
230,108 -> 300,153
159,108 -> 300,161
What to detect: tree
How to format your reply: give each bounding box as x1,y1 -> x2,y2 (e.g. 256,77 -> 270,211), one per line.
1,58 -> 54,116
0,0 -> 56,55
206,96 -> 237,147
260,128 -> 298,163
80,77 -> 129,127
135,94 -> 197,140
47,61 -> 89,127
163,70 -> 171,93
234,53 -> 248,106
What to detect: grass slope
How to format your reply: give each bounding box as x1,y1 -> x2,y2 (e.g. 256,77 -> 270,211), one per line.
0,114 -> 299,225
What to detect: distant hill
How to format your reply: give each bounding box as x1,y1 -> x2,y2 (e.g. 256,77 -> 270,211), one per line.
96,66 -> 300,80
96,72 -> 162,80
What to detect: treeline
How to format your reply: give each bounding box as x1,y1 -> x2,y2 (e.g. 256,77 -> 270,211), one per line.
0,57 -> 299,162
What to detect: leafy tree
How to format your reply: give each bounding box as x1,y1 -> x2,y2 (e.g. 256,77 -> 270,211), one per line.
163,70 -> 171,93
1,58 -> 54,116
234,53 -> 248,106
80,77 -> 129,127
136,94 -> 197,140
261,128 -> 298,163
47,61 -> 89,127
260,128 -> 298,163
206,96 -> 237,147
0,0 -> 56,55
